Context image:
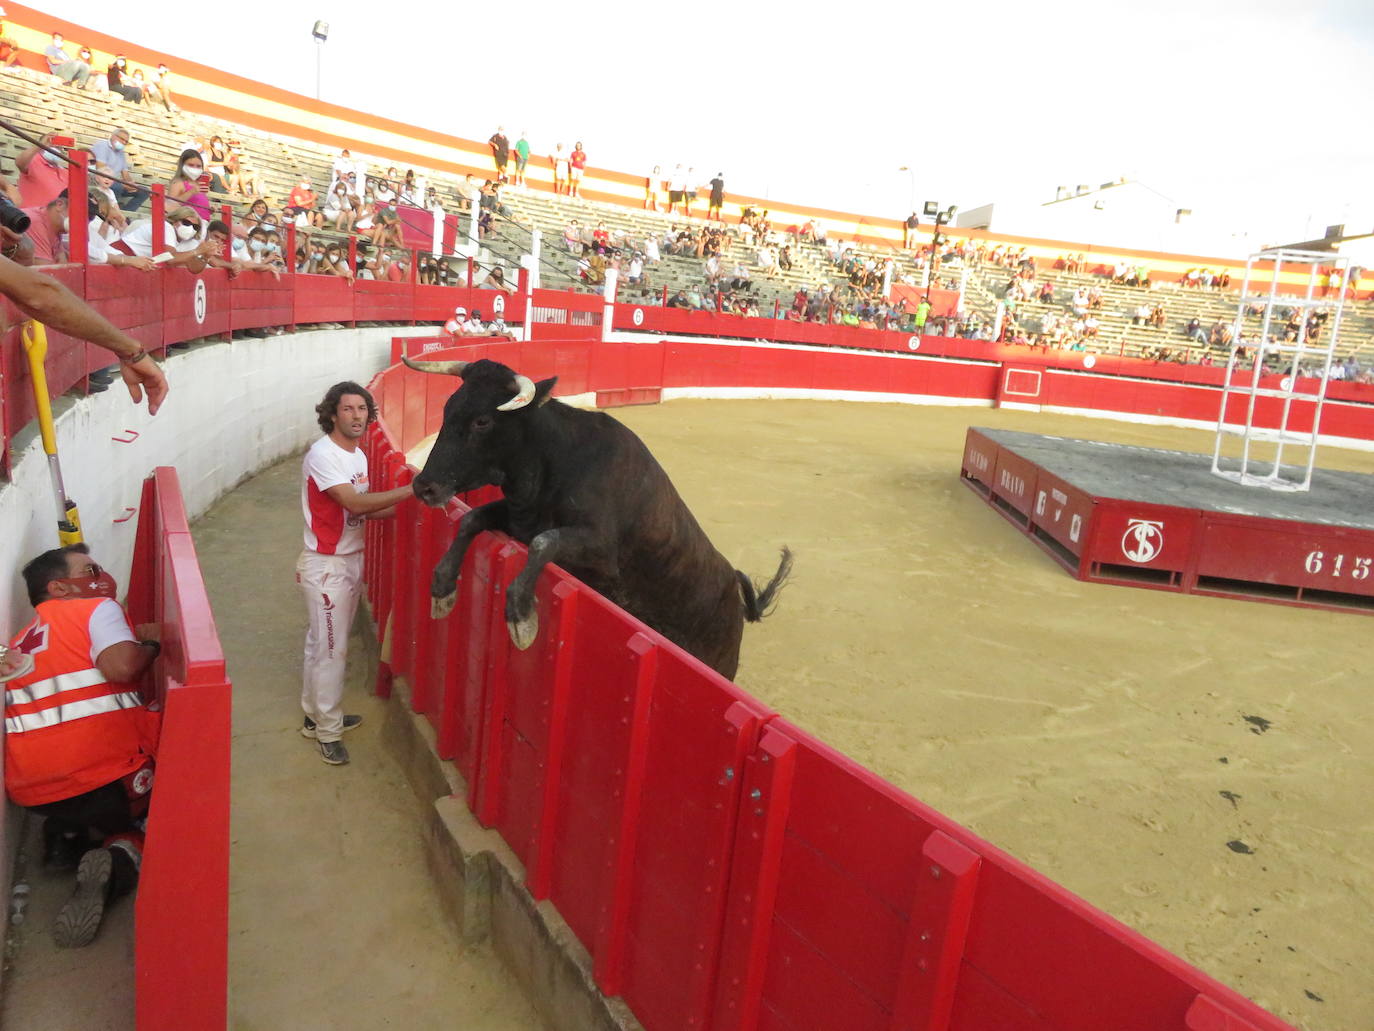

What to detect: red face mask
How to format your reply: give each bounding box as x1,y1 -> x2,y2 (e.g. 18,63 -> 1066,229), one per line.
56,570 -> 118,601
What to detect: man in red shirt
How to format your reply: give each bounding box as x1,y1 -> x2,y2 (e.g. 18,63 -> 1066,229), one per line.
16,132 -> 68,209
285,175 -> 322,227
21,190 -> 73,265
298,383 -> 412,764
6,544 -> 161,947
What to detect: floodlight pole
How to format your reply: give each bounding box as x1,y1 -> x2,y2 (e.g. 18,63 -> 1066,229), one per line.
315,39 -> 323,100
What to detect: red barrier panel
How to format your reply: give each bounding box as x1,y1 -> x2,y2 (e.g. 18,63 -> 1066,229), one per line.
160,267 -> 231,345
125,467 -> 230,1031
292,272 -> 356,326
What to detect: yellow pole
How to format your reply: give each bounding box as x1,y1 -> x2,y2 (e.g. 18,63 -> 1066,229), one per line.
20,321 -> 83,545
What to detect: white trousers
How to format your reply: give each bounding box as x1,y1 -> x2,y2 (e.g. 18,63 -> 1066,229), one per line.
296,549 -> 363,743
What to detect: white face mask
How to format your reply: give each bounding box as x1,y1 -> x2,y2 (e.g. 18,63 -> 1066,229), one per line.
175,223 -> 198,242
184,168 -> 202,180
112,139 -> 126,151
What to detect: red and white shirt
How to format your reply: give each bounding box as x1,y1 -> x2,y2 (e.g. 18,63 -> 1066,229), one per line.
302,435 -> 369,555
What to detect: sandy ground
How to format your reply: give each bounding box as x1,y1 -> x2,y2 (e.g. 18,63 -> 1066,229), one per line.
194,458 -> 545,1031
580,399 -> 1371,1031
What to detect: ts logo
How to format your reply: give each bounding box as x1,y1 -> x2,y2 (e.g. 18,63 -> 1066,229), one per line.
1121,519 -> 1164,563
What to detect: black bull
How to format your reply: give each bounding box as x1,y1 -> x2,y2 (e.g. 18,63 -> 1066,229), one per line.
402,357 -> 792,680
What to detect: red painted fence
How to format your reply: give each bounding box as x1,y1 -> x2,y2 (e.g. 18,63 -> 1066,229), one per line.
365,339 -> 1296,1031
123,466 -> 230,1031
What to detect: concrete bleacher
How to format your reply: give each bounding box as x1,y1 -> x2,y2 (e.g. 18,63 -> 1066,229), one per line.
4,65 -> 1373,362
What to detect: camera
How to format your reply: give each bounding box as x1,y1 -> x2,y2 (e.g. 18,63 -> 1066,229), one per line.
0,195 -> 31,234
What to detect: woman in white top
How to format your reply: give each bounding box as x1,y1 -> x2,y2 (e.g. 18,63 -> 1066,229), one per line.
323,181 -> 357,233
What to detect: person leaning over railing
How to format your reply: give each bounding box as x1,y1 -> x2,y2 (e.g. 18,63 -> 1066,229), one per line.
112,204 -> 215,272
0,224 -> 168,413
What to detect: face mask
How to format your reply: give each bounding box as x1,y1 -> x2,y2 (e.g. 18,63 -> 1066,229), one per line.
43,150 -> 62,168
112,139 -> 126,151
61,216 -> 70,233
185,168 -> 202,179
117,59 -> 126,68
176,224 -> 198,242
56,571 -> 118,601
250,240 -> 266,252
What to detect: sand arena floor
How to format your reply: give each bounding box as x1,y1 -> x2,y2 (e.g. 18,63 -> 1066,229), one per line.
478,398 -> 1370,1031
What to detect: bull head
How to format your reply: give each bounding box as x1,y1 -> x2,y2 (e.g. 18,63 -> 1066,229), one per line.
403,355 -> 537,411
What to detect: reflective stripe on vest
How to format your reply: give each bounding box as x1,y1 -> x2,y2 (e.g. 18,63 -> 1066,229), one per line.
5,668 -> 105,708
5,690 -> 144,735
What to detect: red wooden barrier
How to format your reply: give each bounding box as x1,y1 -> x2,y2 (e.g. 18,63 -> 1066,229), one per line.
124,467 -> 230,1031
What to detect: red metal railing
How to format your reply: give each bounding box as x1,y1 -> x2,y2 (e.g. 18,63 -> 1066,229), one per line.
366,341 -> 1297,1031
123,466 -> 230,1031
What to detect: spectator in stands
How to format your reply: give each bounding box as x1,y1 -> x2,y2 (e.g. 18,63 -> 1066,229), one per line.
645,165 -> 661,211
1133,302 -> 1150,326
552,144 -> 570,195
84,191 -> 152,271
203,136 -> 234,194
319,242 -> 354,281
44,32 -> 91,87
114,205 -> 213,271
489,127 -> 510,180
709,173 -> 725,221
1185,317 -> 1207,345
367,207 -> 403,249
167,149 -> 211,221
105,55 -> 142,103
562,219 -> 581,254
643,232 -> 660,264
286,175 -> 323,228
202,219 -> 282,280
16,133 -> 69,209
88,127 -> 150,213
21,190 -> 80,265
323,182 -> 358,233
398,170 -> 420,206
511,131 -> 530,187
0,10 -> 20,68
4,543 -> 163,946
143,63 -> 175,111
372,172 -> 397,207
569,142 -> 587,199
902,213 -> 919,249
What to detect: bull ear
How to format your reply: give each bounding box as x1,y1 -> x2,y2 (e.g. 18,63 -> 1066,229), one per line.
534,376 -> 558,407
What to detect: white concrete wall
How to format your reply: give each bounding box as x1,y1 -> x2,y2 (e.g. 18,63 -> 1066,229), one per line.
0,326 -> 431,977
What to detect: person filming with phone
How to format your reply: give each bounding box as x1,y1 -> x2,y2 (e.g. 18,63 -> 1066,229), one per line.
166,149 -> 211,222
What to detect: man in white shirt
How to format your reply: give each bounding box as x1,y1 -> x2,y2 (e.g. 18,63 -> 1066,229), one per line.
298,383 -> 412,765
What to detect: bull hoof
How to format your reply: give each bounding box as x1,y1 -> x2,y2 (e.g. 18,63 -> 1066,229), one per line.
507,610 -> 538,651
431,592 -> 457,620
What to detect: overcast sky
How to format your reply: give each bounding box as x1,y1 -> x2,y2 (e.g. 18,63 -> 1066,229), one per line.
56,0 -> 1374,246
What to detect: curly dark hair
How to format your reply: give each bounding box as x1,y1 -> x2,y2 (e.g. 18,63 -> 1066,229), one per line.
316,381 -> 377,434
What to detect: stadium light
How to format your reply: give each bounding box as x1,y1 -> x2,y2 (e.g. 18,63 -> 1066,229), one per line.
311,20 -> 329,100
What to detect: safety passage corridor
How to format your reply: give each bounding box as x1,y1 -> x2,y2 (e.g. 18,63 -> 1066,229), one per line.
195,456 -> 545,1030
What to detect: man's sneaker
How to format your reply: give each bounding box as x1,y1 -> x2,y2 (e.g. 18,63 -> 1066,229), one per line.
319,740 -> 350,766
54,848 -> 112,948
301,714 -> 363,739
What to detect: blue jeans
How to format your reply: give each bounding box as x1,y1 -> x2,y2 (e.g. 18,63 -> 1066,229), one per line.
115,181 -> 149,212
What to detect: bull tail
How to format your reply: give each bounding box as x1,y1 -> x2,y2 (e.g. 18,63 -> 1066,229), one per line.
737,546 -> 794,623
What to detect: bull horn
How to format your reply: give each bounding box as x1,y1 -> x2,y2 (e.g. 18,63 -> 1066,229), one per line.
402,355 -> 469,377
496,374 -> 537,412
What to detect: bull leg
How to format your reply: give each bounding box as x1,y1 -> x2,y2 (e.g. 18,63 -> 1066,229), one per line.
504,528 -> 618,649
431,501 -> 509,619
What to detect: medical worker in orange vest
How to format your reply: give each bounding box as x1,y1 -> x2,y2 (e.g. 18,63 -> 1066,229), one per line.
3,543 -> 161,947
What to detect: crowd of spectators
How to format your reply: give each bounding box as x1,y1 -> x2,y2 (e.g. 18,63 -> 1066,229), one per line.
35,31 -> 177,111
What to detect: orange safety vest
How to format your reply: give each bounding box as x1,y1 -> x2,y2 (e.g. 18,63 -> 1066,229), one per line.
5,598 -> 156,807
